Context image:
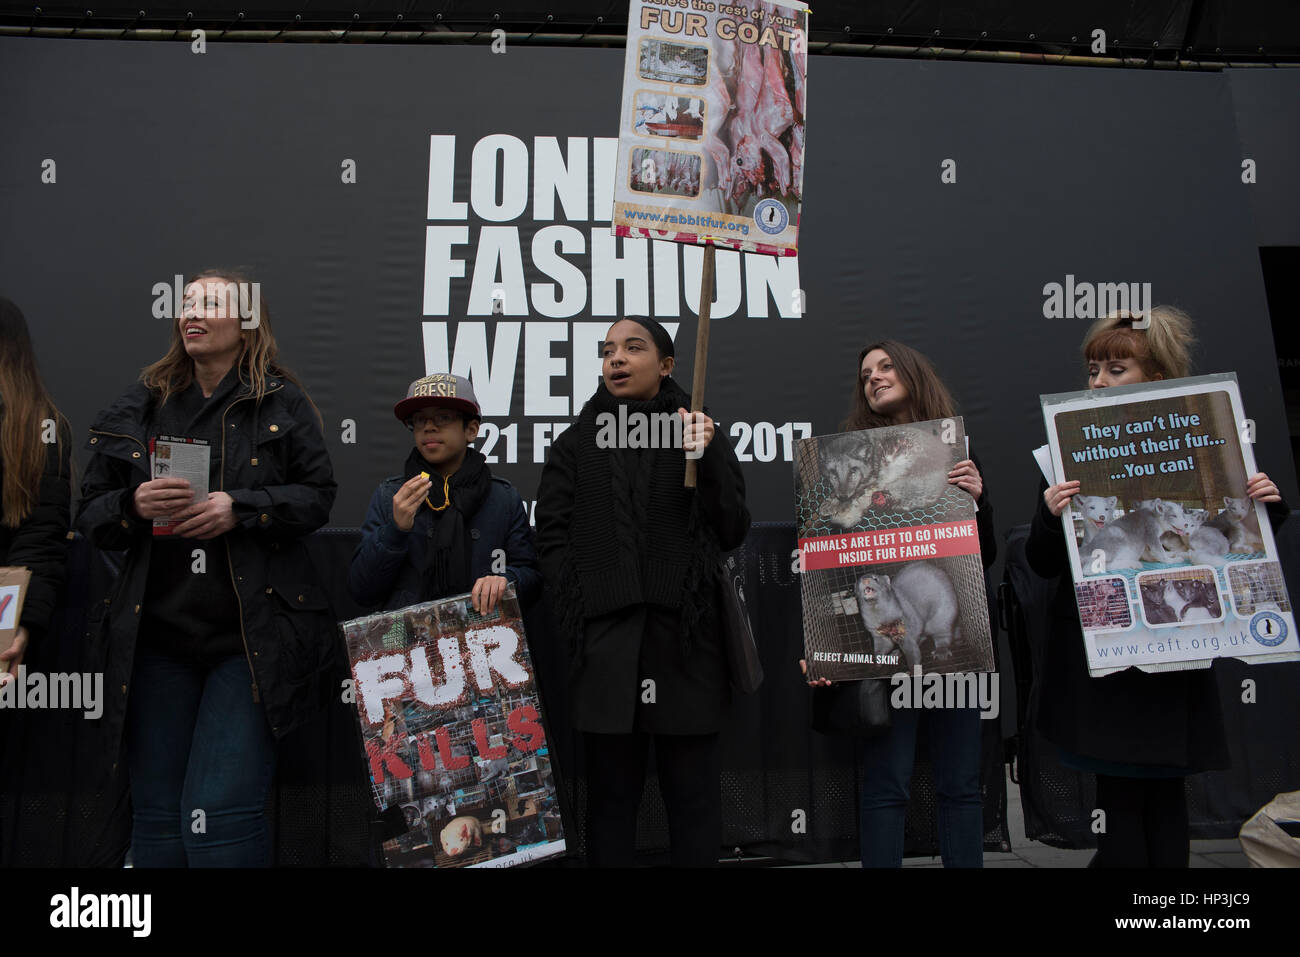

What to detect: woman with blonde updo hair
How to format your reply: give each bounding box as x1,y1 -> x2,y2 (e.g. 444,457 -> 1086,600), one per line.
1026,306 -> 1287,867
1081,305 -> 1195,381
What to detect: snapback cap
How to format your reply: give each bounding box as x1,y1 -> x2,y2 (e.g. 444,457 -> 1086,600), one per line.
393,373 -> 481,422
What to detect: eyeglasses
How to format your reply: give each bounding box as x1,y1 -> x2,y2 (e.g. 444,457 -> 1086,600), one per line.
408,409 -> 461,430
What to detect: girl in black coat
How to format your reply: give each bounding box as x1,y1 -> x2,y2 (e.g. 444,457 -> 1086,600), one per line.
536,317 -> 749,867
1027,307 -> 1287,867
0,298 -> 71,687
77,271 -> 337,867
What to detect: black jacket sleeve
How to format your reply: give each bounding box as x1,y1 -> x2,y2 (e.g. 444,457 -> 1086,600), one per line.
226,389 -> 337,540
534,426 -> 575,593
696,423 -> 750,552
1266,497 -> 1289,533
1025,476 -> 1069,580
76,445 -> 150,552
7,430 -> 72,643
969,449 -> 996,569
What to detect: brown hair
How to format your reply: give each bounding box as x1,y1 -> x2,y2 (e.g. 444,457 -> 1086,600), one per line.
0,298 -> 70,527
1082,305 -> 1196,380
844,339 -> 957,430
140,268 -> 317,420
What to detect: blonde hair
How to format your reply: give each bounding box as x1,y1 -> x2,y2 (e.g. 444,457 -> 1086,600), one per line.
140,269 -> 312,415
1082,305 -> 1196,380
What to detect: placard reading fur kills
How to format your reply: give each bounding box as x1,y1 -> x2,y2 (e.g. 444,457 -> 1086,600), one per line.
340,587 -> 567,868
794,418 -> 994,682
1041,373 -> 1300,677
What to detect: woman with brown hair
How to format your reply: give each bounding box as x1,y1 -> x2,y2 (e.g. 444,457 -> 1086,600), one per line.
77,270 -> 337,867
802,339 -> 997,867
1028,307 -> 1287,867
0,298 -> 71,687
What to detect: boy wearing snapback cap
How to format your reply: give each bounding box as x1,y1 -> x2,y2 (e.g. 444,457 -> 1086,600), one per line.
347,373 -> 540,614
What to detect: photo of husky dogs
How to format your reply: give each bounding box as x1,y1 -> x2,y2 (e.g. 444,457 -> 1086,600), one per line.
1073,576 -> 1132,631
1227,561 -> 1291,615
1072,495 -> 1264,571
1137,568 -> 1224,626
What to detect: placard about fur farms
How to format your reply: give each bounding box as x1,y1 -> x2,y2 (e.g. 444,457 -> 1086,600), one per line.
794,418 -> 994,682
340,587 -> 567,868
612,0 -> 808,256
1042,372 -> 1300,677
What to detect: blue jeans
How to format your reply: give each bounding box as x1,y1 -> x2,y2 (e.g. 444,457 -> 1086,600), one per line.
859,705 -> 983,867
126,652 -> 276,867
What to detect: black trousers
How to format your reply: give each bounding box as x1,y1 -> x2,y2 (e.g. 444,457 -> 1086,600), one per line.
583,731 -> 721,867
1092,774 -> 1189,867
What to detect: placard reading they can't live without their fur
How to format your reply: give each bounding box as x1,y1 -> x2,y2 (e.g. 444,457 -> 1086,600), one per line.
794,418 -> 995,683
1042,373 -> 1300,677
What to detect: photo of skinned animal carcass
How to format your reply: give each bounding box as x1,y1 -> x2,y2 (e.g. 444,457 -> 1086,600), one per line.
630,148 -> 702,197
694,3 -> 807,214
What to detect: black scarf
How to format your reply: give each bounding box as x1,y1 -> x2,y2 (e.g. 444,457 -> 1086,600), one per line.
403,446 -> 492,601
557,376 -> 719,659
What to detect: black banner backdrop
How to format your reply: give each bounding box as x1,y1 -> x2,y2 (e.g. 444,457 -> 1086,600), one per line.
1,39 -> 1294,529
3,37 -> 1299,863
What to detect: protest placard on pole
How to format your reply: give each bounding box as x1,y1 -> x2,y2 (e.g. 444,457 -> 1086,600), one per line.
795,418 -> 994,682
340,586 -> 567,867
1041,373 -> 1300,676
614,0 -> 809,484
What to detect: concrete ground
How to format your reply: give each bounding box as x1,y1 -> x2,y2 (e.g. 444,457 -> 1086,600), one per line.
804,766 -> 1251,868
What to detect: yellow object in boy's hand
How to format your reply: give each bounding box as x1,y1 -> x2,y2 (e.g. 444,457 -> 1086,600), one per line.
420,471 -> 430,480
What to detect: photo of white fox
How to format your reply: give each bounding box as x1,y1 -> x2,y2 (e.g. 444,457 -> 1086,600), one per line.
1072,495 -> 1266,571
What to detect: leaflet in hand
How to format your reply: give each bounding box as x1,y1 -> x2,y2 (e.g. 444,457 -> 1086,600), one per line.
150,435 -> 210,536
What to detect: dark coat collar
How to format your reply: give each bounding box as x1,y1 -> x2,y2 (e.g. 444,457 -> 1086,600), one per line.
88,373 -> 285,440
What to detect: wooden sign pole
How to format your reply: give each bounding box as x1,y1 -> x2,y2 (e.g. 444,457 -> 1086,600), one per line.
684,242 -> 716,488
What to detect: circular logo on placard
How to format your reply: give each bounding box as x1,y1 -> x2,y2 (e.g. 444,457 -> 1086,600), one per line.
1250,611 -> 1287,646
753,199 -> 788,235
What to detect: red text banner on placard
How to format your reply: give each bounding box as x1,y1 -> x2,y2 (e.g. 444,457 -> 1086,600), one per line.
797,520 -> 981,571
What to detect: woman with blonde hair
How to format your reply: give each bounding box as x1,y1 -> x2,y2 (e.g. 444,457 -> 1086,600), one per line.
1027,306 -> 1287,867
78,269 -> 337,867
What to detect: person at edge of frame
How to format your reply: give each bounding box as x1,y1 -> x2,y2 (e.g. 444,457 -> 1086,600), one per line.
535,315 -> 750,867
1027,306 -> 1288,868
799,339 -> 996,868
76,269 -> 338,867
0,298 -> 72,695
347,372 -> 540,615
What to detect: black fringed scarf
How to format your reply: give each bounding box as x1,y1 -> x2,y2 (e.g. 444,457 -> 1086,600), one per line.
403,446 -> 492,601
554,376 -> 720,660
